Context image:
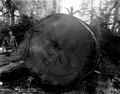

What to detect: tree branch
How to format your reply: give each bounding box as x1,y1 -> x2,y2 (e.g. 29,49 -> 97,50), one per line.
64,7 -> 70,14
73,10 -> 81,15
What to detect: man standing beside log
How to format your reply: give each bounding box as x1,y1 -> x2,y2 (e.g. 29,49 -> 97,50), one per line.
2,29 -> 19,55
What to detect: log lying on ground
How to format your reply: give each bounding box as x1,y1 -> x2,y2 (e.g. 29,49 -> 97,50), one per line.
0,49 -> 31,83
0,60 -> 30,83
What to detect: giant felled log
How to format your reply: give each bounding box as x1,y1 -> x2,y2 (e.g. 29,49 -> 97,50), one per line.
20,13 -> 101,92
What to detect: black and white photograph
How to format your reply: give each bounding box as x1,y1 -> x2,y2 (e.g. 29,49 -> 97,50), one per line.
0,0 -> 120,94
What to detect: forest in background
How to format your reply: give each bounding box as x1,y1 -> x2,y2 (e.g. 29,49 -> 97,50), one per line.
0,0 -> 119,33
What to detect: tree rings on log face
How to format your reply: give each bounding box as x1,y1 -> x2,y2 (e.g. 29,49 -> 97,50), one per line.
23,14 -> 100,91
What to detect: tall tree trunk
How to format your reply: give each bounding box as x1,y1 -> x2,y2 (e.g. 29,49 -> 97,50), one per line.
116,0 -> 120,32
6,0 -> 15,25
52,0 -> 57,14
90,0 -> 93,24
9,0 -> 15,25
10,7 -> 15,25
